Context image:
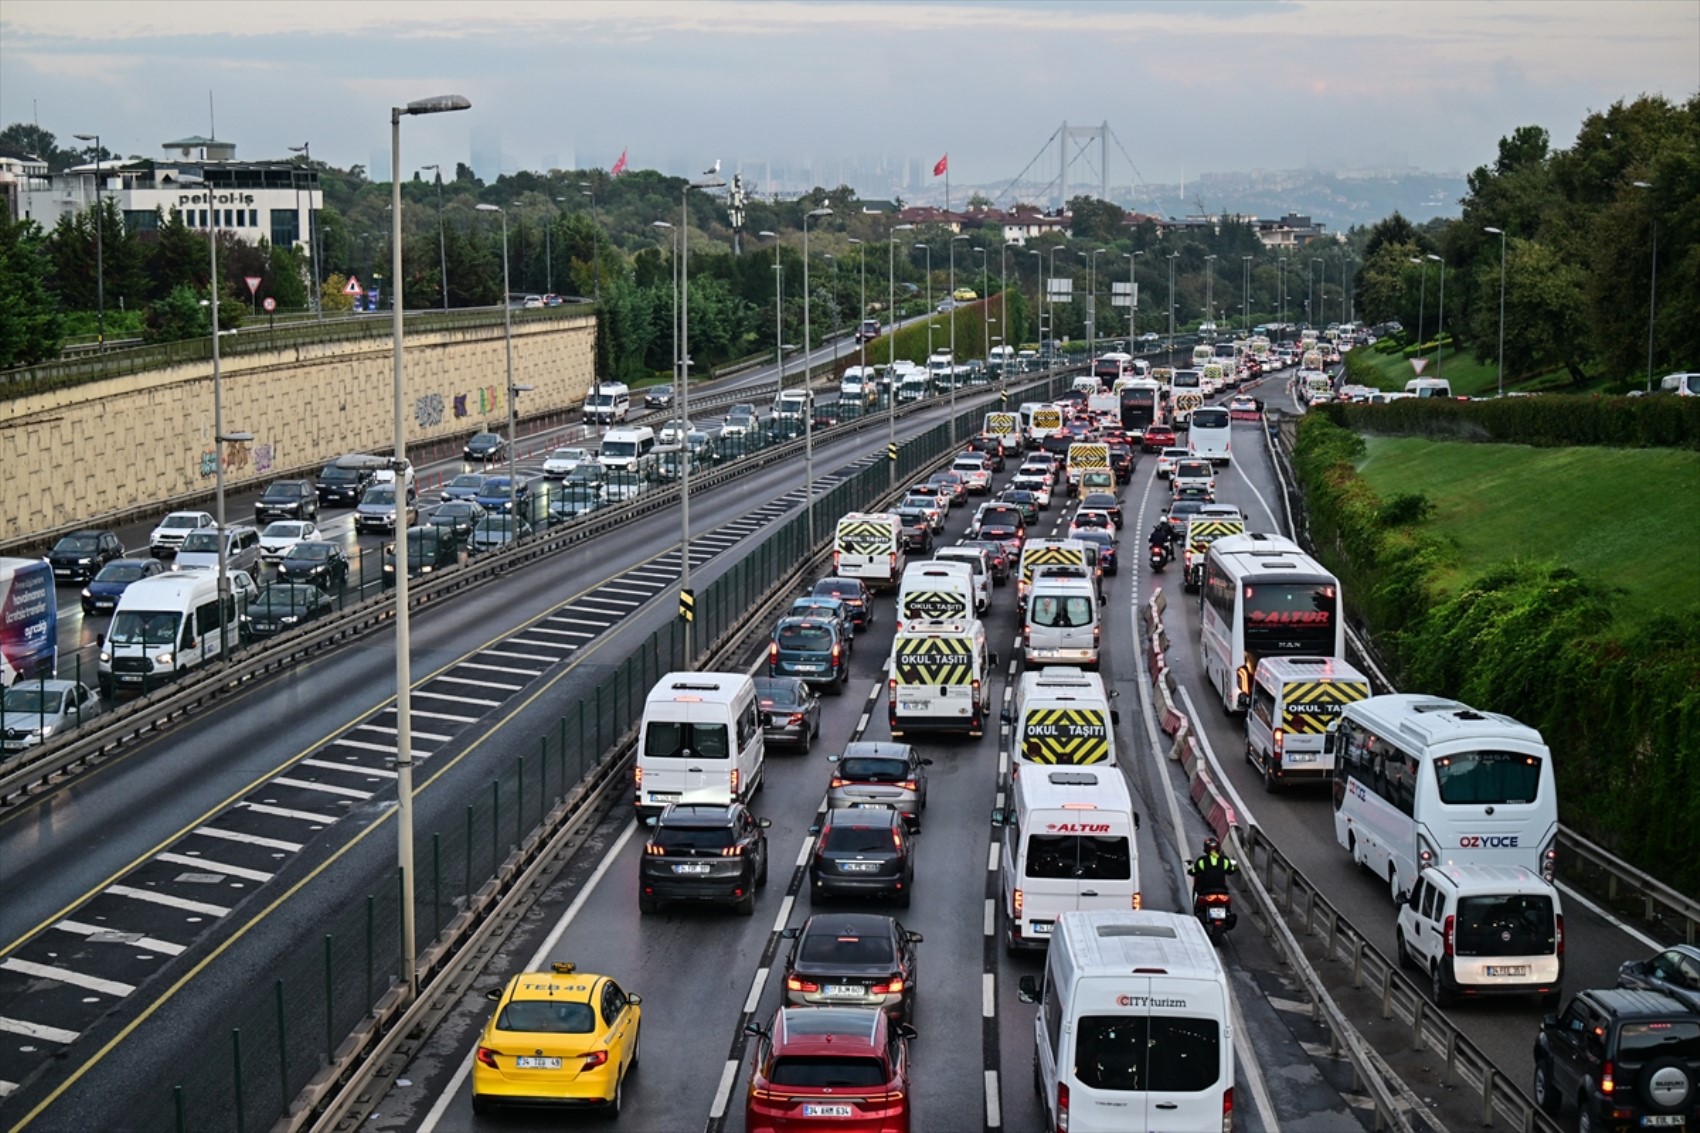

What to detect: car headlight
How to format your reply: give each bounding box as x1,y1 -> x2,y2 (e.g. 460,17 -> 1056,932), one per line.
155,651 -> 174,667
281,615 -> 299,625
82,588 -> 92,598
38,724 -> 54,738
100,650 -> 112,663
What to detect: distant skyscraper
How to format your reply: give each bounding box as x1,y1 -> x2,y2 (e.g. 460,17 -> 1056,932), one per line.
471,124 -> 502,182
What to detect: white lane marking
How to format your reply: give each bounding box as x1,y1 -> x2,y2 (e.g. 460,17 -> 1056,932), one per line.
1229,977 -> 1282,1133
508,636 -> 579,652
743,967 -> 769,1015
419,820 -> 637,1133
0,1016 -> 79,1045
1556,881 -> 1663,951
271,776 -> 373,800
192,826 -> 303,852
987,843 -> 999,872
795,837 -> 816,868
1,957 -> 135,997
399,707 -> 481,723
772,894 -> 795,934
458,661 -> 544,677
598,584 -> 656,597
334,738 -> 431,759
709,1058 -> 742,1120
105,884 -> 232,917
982,971 -> 996,1017
156,852 -> 273,883
984,898 -> 995,937
53,920 -> 185,956
303,758 -> 398,780
431,675 -> 523,690
856,713 -> 870,733
237,801 -> 337,823
412,688 -> 504,705
577,596 -> 640,610
0,1079 -> 15,1098
984,1069 -> 1002,1129
519,626 -> 589,639
483,646 -> 568,660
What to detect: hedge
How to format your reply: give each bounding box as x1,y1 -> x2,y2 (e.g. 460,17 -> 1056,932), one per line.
1291,414 -> 1700,894
1316,394 -> 1700,450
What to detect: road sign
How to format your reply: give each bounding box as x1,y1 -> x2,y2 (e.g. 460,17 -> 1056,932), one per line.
244,276 -> 262,296
1111,281 -> 1137,309
1045,278 -> 1073,303
1411,357 -> 1429,376
344,276 -> 364,296
262,297 -> 277,312
678,588 -> 695,623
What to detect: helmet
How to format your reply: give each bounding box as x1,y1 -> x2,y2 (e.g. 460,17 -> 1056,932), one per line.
1203,836 -> 1221,855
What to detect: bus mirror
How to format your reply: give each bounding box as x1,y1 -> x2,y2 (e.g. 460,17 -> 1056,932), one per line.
990,807 -> 1006,826
1322,732 -> 1337,755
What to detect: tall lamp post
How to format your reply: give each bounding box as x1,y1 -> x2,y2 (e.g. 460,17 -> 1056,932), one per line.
1426,253 -> 1445,383
948,233 -> 968,437
1409,255 -> 1428,356
1475,229 -> 1503,400
287,141 -> 323,317
848,237 -> 869,390
678,169 -> 729,656
759,229 -> 782,401
1203,254 -> 1217,329
1241,255 -> 1252,333
975,247 -> 989,361
1124,251 -> 1141,345
1166,251 -> 1179,355
1311,257 -> 1323,329
1000,242 -> 1012,364
1632,181 -> 1657,392
889,223 -> 915,487
72,133 -> 106,350
802,206 -> 832,550
203,221 -> 254,660
420,164 -> 449,310
579,182 -> 602,306
389,93 -> 470,1001
475,203 -> 531,521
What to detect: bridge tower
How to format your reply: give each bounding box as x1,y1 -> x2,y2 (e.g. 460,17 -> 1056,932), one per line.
1057,121 -> 1109,209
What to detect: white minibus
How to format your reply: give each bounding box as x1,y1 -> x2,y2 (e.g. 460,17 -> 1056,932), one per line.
99,569 -> 248,694
635,672 -> 765,816
598,426 -> 656,474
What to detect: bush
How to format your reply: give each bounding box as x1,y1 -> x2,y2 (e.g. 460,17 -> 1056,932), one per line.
1316,395 -> 1700,450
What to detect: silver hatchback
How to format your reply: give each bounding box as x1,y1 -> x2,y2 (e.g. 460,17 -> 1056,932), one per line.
826,742 -> 932,829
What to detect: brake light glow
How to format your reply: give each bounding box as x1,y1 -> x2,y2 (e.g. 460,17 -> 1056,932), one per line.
645,843 -> 666,856
1056,1081 -> 1069,1132
871,978 -> 905,995
831,777 -> 848,788
476,1046 -> 500,1068
892,828 -> 904,850
831,642 -> 842,666
731,769 -> 741,796
1222,1086 -> 1234,1133
721,845 -> 744,857
1133,891 -> 1143,910
1442,914 -> 1455,958
581,1050 -> 609,1070
1272,727 -> 1284,756
787,713 -> 805,725
768,642 -> 778,664
786,977 -> 820,993
900,780 -> 918,791
1013,888 -> 1023,913
1601,1059 -> 1614,1096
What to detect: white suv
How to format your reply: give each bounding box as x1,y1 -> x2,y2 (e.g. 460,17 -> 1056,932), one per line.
149,510 -> 215,558
1396,864 -> 1564,1008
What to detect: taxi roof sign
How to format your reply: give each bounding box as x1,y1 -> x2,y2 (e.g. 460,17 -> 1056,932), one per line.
551,961 -> 577,974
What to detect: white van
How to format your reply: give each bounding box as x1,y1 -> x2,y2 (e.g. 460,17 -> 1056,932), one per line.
840,366 -> 878,408
888,618 -> 993,736
598,426 -> 656,474
584,381 -> 633,424
1405,377 -> 1453,399
926,351 -> 954,380
933,545 -> 991,614
1007,667 -> 1118,775
895,560 -> 975,630
99,569 -> 248,694
994,769 -> 1142,952
1395,864 -> 1564,1007
833,512 -> 905,592
635,672 -> 765,817
1019,910 -> 1235,1132
1025,566 -> 1100,669
1246,656 -> 1371,791
172,525 -> 261,575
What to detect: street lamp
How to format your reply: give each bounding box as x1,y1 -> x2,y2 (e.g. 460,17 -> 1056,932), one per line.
758,230 -> 782,409
1311,257 -> 1324,329
1426,253 -> 1445,383
1632,181 -> 1657,392
1204,253 -> 1217,328
679,168 -> 728,656
389,92 -> 470,1001
1124,251 -> 1142,345
287,142 -> 323,317
889,223 -> 915,487
1166,251 -> 1179,355
72,133 -> 105,350
849,237 -> 870,394
948,233 -> 969,437
420,164 -> 449,310
474,203 -> 526,514
543,195 -> 566,295
1241,255 -> 1252,333
1409,255 -> 1428,356
580,183 -> 602,306
975,246 -> 989,361
802,205 -> 832,550
1000,242 -> 1013,367
1484,227 -> 1506,398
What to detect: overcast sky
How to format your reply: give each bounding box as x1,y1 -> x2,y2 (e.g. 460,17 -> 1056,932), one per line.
3,0 -> 1695,197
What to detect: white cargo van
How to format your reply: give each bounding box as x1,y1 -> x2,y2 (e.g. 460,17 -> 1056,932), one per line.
584,382 -> 633,424
1405,377 -> 1453,399
99,569 -> 248,694
1007,667 -> 1118,775
833,512 -> 905,592
840,366 -> 878,408
598,426 -> 656,474
1019,910 -> 1235,1132
635,672 -> 765,817
1024,566 -> 1100,669
888,618 -> 992,736
932,545 -> 991,613
895,560 -> 975,630
994,769 -> 1142,952
1395,864 -> 1564,1007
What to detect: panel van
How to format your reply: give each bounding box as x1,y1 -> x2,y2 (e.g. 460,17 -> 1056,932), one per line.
99,569 -> 249,695
636,672 -> 764,817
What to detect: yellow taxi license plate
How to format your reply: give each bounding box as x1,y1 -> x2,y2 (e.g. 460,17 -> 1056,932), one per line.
515,1056 -> 561,1069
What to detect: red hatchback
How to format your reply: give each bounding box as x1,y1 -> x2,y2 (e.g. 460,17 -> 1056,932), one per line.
1141,424 -> 1177,452
745,1006 -> 915,1133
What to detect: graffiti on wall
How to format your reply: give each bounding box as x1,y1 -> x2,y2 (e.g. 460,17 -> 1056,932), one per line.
198,440 -> 271,477
415,392 -> 445,428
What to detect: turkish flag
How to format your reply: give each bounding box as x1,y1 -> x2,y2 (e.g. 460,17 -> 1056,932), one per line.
611,149 -> 628,176
933,154 -> 948,177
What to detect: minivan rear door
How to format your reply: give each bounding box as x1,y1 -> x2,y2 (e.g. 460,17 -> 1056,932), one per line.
1138,983 -> 1228,1130
640,716 -> 732,805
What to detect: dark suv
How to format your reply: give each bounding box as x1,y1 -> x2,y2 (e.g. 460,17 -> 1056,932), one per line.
808,806 -> 915,908
255,479 -> 320,522
1533,987 -> 1700,1133
638,802 -> 770,916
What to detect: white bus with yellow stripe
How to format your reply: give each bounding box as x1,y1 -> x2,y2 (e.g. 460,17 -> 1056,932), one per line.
833,512 -> 905,591
888,618 -> 992,736
1246,656 -> 1371,791
1007,667 -> 1118,779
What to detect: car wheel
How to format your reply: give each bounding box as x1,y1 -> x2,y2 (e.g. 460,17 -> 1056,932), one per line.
628,1024 -> 641,1072
604,1068 -> 623,1117
1430,963 -> 1452,1008
638,894 -> 658,915
758,853 -> 769,887
1540,988 -> 1562,1011
1532,1057 -> 1561,1117
1576,1100 -> 1595,1133
735,891 -> 757,916
1396,929 -> 1416,971
471,1094 -> 493,1116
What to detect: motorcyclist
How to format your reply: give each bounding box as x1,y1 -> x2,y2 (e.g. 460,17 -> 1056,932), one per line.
1188,836 -> 1238,898
1148,518 -> 1176,563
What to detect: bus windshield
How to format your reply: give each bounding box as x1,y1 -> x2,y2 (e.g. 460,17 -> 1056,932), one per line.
1434,750 -> 1542,805
1244,582 -> 1336,654
1191,408 -> 1230,430
109,610 -> 181,646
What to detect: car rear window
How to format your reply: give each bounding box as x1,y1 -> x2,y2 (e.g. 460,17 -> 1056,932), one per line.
1023,835 -> 1131,880
799,932 -> 896,967
644,722 -> 729,760
1618,1021 -> 1700,1061
823,824 -> 896,853
1455,894 -> 1557,956
1074,1015 -> 1221,1092
97,562 -> 149,582
838,757 -> 910,782
1029,595 -> 1094,628
496,999 -> 595,1034
769,1056 -> 887,1088
759,685 -> 802,708
654,825 -> 735,852
778,625 -> 834,650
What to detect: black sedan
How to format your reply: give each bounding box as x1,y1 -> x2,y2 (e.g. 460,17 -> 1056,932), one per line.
241,583 -> 335,640
463,432 -> 507,463
1078,491 -> 1124,530
276,541 -> 351,589
812,577 -> 873,629
892,509 -> 934,552
780,914 -> 922,1022
996,490 -> 1041,526
427,500 -> 485,544
48,529 -> 125,584
755,676 -> 821,751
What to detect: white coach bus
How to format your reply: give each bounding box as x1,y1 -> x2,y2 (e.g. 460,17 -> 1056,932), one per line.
1199,533 -> 1343,713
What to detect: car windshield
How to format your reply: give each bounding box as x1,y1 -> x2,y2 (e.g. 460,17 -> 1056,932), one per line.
768,1057 -> 887,1089
471,434 -> 499,447
1,687 -> 66,714
602,441 -> 637,458
838,757 -> 911,782
798,932 -> 895,967
55,535 -> 99,553
778,625 -> 833,651
108,610 -> 180,646
161,515 -> 201,529
179,531 -> 221,553
551,449 -> 586,462
644,722 -> 729,759
1434,751 -> 1542,805
1454,894 -> 1557,956
437,504 -> 477,518
450,475 -> 485,489
654,825 -> 735,851
495,999 -> 595,1034
792,604 -> 839,622
1023,835 -> 1132,880
95,561 -> 150,583
822,823 -> 895,853
814,583 -> 861,603
261,484 -> 301,499
263,523 -> 308,538
290,544 -> 333,561
364,489 -> 396,506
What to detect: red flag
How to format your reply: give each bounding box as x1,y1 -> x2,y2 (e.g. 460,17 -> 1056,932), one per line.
932,153 -> 948,177
610,149 -> 628,176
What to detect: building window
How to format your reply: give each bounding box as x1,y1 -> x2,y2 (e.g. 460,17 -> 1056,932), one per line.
249,209 -> 259,228
224,208 -> 234,228
199,209 -> 209,227
233,209 -> 245,228
271,209 -> 299,249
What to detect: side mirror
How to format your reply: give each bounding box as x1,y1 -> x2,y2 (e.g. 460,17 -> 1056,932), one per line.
1017,975 -> 1040,1003
907,931 -> 924,944
484,987 -> 504,1002
1322,732 -> 1337,755
645,816 -> 659,827
1110,710 -> 1122,726
1542,1013 -> 1560,1029
779,927 -> 800,939
757,817 -> 772,829
1000,707 -> 1013,724
808,824 -> 822,836
96,633 -> 105,648
991,807 -> 1007,826
627,993 -> 642,1005
1133,812 -> 1142,830
920,758 -> 934,767
827,754 -> 841,764
744,1021 -> 766,1038
1108,689 -> 1120,699
895,1023 -> 918,1041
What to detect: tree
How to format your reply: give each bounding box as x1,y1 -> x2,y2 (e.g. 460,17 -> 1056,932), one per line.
1067,195 -> 1126,244
0,214 -> 64,365
320,273 -> 356,314
143,283 -> 209,343
0,123 -> 78,171
967,192 -> 993,209
1355,240 -> 1422,328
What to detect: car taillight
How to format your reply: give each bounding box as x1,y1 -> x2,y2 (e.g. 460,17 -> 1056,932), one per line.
721,845 -> 744,857
731,769 -> 741,796
768,642 -> 778,664
871,977 -> 905,995
581,1050 -> 609,1070
1442,914 -> 1455,958
634,765 -> 643,789
1543,843 -> 1557,882
1222,1086 -> 1234,1133
476,1045 -> 501,1068
645,843 -> 666,856
787,713 -> 805,725
831,777 -> 848,788
1272,727 -> 1284,756
892,828 -> 904,850
786,977 -> 820,993
1056,1081 -> 1069,1132
1601,1059 -> 1614,1096
1555,914 -> 1564,958
833,551 -> 841,570
900,780 -> 918,791
1013,888 -> 1023,913
831,642 -> 842,666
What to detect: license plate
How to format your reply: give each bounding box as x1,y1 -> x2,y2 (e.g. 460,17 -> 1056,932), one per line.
673,862 -> 712,875
803,1104 -> 854,1118
1030,921 -> 1053,935
118,675 -> 142,684
823,985 -> 866,998
649,791 -> 681,801
841,861 -> 879,873
899,701 -> 929,712
1639,1118 -> 1685,1128
1285,752 -> 1316,763
1485,965 -> 1529,977
793,664 -> 822,672
1208,907 -> 1228,920
514,1056 -> 562,1069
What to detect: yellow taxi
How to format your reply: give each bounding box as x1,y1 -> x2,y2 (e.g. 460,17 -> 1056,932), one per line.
470,961 -> 642,1116
952,286 -> 978,301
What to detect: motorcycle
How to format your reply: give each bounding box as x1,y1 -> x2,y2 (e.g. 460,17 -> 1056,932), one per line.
1148,541 -> 1170,572
1193,890 -> 1237,945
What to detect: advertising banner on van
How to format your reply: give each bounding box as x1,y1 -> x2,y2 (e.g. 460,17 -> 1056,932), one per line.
1020,708 -> 1111,764
893,636 -> 974,686
0,560 -> 57,686
1281,680 -> 1370,733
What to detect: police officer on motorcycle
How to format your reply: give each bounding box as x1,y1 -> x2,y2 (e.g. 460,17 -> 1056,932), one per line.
1148,518 -> 1176,566
1188,836 -> 1238,898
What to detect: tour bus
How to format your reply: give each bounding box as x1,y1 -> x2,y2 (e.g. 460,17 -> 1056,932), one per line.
1114,378 -> 1163,434
832,512 -> 905,592
635,672 -> 765,817
0,557 -> 57,687
583,382 -> 632,424
1187,405 -> 1233,465
1169,369 -> 1204,425
99,569 -> 247,695
1092,352 -> 1135,385
1330,694 -> 1559,904
1200,533 -> 1343,714
598,426 -> 656,475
